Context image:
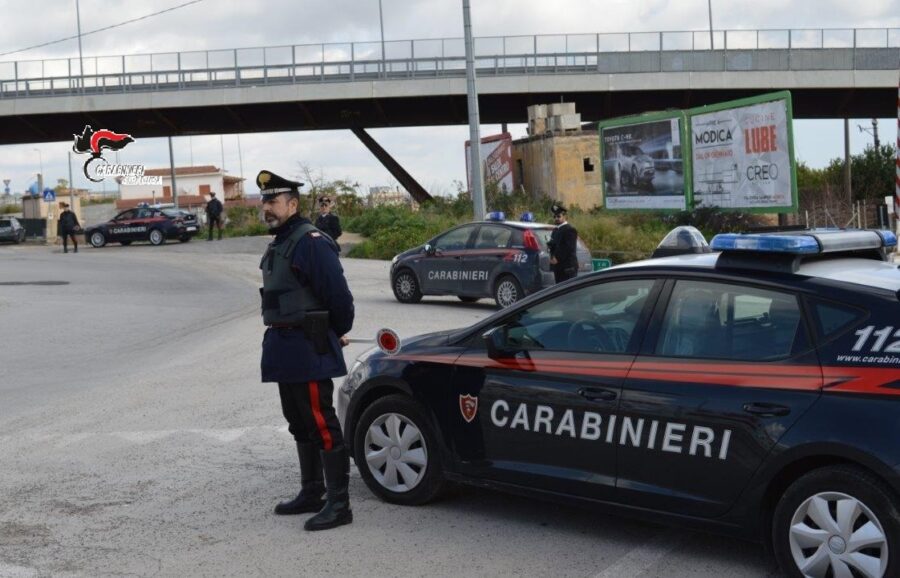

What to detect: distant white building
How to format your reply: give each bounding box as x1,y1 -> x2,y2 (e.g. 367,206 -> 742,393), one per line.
368,186 -> 418,210
120,165 -> 244,202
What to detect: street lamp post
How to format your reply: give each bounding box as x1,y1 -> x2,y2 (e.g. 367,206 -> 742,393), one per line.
378,0 -> 386,74
75,0 -> 84,91
707,0 -> 714,50
463,0 -> 484,220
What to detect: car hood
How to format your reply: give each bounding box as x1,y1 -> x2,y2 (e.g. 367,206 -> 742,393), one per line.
394,245 -> 425,262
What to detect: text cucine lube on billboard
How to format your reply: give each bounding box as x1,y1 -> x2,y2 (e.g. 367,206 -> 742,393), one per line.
690,92 -> 797,213
599,91 -> 797,213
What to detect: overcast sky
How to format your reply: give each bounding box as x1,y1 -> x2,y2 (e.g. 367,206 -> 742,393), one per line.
0,0 -> 897,196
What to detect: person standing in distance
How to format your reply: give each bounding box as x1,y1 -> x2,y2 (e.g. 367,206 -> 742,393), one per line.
205,191 -> 224,241
257,170 -> 355,532
547,203 -> 578,283
314,196 -> 342,252
57,202 -> 81,254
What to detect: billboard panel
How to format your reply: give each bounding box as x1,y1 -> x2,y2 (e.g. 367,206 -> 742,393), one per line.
599,112 -> 688,211
690,92 -> 797,212
465,133 -> 514,193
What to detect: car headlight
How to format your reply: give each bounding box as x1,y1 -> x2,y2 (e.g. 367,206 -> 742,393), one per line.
391,255 -> 399,265
342,346 -> 377,394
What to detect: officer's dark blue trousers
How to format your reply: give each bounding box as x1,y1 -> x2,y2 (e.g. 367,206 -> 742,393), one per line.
278,379 -> 344,451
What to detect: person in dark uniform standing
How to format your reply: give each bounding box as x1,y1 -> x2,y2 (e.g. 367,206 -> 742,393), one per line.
547,203 -> 578,283
314,196 -> 342,251
57,202 -> 81,254
205,192 -> 224,241
257,170 -> 355,532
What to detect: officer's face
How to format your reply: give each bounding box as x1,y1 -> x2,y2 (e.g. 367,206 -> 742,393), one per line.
553,212 -> 566,224
318,200 -> 331,214
261,194 -> 298,229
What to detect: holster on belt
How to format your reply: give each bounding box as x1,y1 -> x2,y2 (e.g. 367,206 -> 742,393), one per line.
299,311 -> 331,355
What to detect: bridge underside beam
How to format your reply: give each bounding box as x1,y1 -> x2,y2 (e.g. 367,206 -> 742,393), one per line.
0,86 -> 893,145
350,126 -> 432,204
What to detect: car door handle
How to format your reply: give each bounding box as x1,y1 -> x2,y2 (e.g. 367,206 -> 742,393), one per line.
578,388 -> 617,402
742,402 -> 791,417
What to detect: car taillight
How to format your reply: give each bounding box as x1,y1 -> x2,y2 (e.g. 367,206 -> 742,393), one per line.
523,229 -> 540,251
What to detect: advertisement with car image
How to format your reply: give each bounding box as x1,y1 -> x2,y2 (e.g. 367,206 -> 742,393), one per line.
600,112 -> 688,211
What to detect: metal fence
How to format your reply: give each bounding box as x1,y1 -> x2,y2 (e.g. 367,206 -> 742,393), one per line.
1,28 -> 898,99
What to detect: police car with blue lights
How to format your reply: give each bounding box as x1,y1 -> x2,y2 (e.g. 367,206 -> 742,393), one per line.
342,227 -> 900,578
85,204 -> 200,247
390,212 -> 592,308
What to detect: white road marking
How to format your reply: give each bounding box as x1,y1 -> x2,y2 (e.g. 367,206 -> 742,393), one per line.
591,528 -> 684,578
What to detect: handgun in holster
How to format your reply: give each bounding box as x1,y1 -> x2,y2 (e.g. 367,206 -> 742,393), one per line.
299,310 -> 331,355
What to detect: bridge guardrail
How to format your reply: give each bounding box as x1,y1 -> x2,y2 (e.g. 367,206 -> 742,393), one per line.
1,28 -> 898,99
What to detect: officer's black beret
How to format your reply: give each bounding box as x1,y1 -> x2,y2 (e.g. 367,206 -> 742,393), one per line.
257,170 -> 304,200
551,203 -> 567,215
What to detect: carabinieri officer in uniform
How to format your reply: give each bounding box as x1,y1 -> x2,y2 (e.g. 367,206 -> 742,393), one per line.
257,170 -> 355,531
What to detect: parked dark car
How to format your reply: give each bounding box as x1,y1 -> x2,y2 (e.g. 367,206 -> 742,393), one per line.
0,217 -> 26,244
342,228 -> 900,578
84,206 -> 200,248
390,214 -> 592,308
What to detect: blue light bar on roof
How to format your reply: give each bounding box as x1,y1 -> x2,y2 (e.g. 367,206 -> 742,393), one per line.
519,211 -> 535,222
710,233 -> 820,254
711,229 -> 896,256
486,211 -> 505,222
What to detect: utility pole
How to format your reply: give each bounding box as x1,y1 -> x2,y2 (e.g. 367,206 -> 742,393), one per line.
843,118 -> 852,202
463,0 -> 484,221
872,118 -> 880,149
237,134 -> 245,196
75,0 -> 84,92
378,0 -> 386,74
707,0 -> 714,49
67,151 -> 75,208
168,136 -> 179,208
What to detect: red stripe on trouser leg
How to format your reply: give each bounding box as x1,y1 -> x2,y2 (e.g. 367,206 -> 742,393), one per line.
308,380 -> 333,451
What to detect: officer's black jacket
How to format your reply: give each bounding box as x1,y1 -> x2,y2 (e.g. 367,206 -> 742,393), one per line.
261,215 -> 354,383
315,213 -> 342,242
206,198 -> 223,218
57,210 -> 80,235
549,222 -> 578,271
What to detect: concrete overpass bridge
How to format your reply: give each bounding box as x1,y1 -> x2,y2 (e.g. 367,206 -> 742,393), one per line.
1,28 -> 896,201
1,27 -> 897,145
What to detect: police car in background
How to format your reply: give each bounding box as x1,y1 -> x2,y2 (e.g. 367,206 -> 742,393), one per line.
85,205 -> 200,248
342,227 -> 900,578
390,212 -> 592,308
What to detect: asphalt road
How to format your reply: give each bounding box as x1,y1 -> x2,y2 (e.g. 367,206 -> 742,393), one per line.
0,238 -> 782,578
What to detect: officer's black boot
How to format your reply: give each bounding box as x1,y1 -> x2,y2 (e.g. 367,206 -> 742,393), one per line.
274,442 -> 325,515
304,446 -> 352,531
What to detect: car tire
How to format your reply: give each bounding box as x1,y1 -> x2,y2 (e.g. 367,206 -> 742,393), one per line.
392,269 -> 423,304
353,394 -> 443,506
14,230 -> 23,244
179,235 -> 191,243
89,231 -> 106,248
148,229 -> 165,246
494,275 -> 522,309
120,240 -> 132,246
772,465 -> 898,578
458,296 -> 479,303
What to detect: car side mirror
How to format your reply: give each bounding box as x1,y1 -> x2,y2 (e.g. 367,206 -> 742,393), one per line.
424,243 -> 436,256
482,326 -> 517,360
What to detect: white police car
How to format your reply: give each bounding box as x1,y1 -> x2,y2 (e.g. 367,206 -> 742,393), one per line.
343,227 -> 900,578
390,212 -> 592,308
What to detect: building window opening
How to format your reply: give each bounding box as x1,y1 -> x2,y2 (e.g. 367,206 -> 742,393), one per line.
583,157 -> 595,172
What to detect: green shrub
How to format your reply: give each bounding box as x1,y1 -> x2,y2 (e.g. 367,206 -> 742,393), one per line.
223,205 -> 269,238
1,204 -> 19,215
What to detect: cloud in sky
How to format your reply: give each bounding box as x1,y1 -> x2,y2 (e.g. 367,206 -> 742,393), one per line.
0,0 -> 897,195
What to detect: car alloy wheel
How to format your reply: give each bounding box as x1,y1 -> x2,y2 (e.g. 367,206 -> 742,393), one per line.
392,270 -> 422,304
494,276 -> 521,308
89,231 -> 106,248
148,229 -> 164,246
788,491 -> 888,578
364,412 -> 428,493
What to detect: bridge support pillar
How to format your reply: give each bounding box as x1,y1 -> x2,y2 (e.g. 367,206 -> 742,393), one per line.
350,127 -> 433,204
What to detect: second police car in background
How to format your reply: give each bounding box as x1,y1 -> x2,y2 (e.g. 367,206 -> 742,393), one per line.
343,227 -> 900,578
85,205 -> 200,248
390,212 -> 592,308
